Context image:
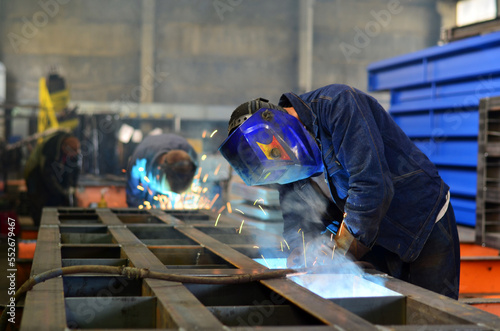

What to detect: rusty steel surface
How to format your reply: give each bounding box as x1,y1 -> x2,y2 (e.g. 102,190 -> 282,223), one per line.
18,207 -> 500,330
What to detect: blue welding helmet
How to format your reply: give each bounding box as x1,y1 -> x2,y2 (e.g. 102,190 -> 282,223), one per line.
219,107 -> 324,186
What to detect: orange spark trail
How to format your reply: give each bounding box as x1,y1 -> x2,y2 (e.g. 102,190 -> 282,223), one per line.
214,164 -> 221,175
209,193 -> 219,209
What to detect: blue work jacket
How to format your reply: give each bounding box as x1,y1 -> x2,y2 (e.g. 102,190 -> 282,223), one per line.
278,84 -> 449,263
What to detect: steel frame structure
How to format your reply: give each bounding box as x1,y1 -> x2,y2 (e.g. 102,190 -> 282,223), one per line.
18,207 -> 500,330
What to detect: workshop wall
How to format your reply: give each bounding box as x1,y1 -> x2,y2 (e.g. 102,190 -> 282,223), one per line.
0,0 -> 5,62
0,0 -> 454,106
1,0 -> 141,103
312,0 -> 444,90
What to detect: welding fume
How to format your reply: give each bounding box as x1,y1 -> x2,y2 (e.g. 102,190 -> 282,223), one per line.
219,84 -> 461,300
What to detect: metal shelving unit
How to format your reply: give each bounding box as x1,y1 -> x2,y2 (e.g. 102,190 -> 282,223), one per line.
476,96 -> 500,249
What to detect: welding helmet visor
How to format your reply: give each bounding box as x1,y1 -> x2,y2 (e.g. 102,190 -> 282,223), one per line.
219,107 -> 324,186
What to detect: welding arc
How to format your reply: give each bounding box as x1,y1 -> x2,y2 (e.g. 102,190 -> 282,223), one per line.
0,265 -> 295,331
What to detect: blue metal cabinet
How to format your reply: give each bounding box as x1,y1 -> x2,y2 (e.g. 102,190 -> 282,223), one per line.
367,31 -> 500,226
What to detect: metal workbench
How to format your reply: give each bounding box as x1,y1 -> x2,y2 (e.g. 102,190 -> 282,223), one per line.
17,207 -> 500,330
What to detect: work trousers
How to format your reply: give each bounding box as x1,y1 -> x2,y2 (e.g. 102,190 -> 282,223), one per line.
362,204 -> 461,299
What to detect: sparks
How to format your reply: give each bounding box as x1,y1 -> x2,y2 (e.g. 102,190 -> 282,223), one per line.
227,202 -> 232,213
253,198 -> 264,205
215,213 -> 221,227
217,205 -> 226,214
121,169 -> 126,173
201,154 -> 207,161
280,241 -> 283,252
260,254 -> 270,268
283,239 -> 290,250
297,228 -> 302,233
302,231 -> 307,268
214,164 -> 221,175
143,176 -> 150,183
153,196 -> 159,201
210,129 -> 218,138
138,167 -> 144,172
258,205 -> 267,215
253,245 -> 259,248
202,187 -> 208,194
202,174 -> 209,183
331,245 -> 336,259
137,185 -> 144,191
209,193 -> 220,209
238,220 -> 245,234
138,205 -> 144,209
235,208 -> 244,214
194,167 -> 202,180
202,130 -> 207,138
331,233 -> 334,241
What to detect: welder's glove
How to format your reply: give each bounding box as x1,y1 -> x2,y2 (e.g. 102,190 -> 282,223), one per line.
334,222 -> 370,260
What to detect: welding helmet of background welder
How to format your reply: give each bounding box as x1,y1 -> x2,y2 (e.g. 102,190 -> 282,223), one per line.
219,98 -> 324,186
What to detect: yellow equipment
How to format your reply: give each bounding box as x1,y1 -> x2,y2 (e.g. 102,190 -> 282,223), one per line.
38,73 -> 78,138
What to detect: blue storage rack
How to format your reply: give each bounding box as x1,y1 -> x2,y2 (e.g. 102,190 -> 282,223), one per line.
367,30 -> 500,227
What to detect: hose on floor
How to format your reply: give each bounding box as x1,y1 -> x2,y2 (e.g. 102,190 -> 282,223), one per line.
0,265 -> 296,331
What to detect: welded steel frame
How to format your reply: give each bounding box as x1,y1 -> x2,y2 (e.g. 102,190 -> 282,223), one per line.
19,207 -> 500,330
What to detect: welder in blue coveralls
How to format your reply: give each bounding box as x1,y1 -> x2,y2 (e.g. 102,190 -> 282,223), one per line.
219,84 -> 460,299
126,133 -> 198,208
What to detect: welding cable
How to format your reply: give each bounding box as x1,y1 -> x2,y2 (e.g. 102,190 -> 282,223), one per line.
0,265 -> 296,331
